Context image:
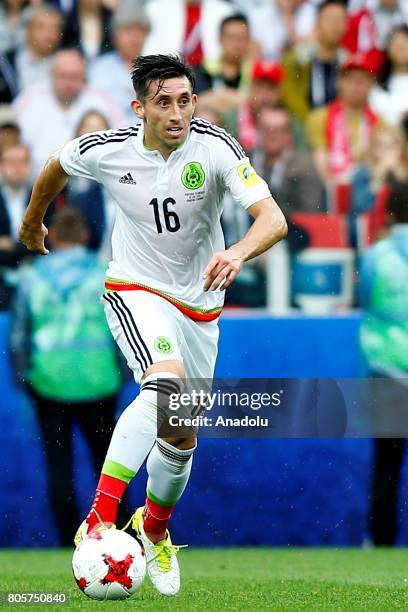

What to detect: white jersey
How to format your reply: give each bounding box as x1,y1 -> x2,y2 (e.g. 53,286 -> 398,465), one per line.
59,118 -> 271,318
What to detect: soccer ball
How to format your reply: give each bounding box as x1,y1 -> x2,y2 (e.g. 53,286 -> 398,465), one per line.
72,529 -> 146,600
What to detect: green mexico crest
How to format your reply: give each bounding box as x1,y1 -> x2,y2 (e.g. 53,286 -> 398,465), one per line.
182,162 -> 205,190
154,336 -> 174,355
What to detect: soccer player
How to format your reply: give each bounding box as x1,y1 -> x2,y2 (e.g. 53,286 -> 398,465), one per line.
19,54 -> 287,596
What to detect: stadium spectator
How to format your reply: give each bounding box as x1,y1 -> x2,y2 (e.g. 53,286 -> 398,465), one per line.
62,0 -> 114,61
369,25 -> 408,125
346,0 -> 408,51
194,13 -> 251,117
76,108 -> 109,135
0,141 -> 30,239
282,0 -> 349,122
88,4 -> 150,122
223,60 -> 286,153
240,0 -> 317,60
341,2 -> 386,78
0,4 -> 63,103
10,207 -> 122,546
306,55 -> 379,202
143,0 -> 233,64
359,184 -> 408,545
226,60 -> 309,153
194,13 -> 251,93
252,106 -> 325,214
373,0 -> 408,49
65,109 -> 115,258
14,49 -> 126,175
224,104 -> 313,308
0,141 -> 31,309
0,106 -> 21,153
0,0 -> 29,54
352,123 -> 408,239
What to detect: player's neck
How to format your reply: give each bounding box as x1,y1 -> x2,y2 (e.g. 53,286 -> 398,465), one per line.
143,133 -> 179,161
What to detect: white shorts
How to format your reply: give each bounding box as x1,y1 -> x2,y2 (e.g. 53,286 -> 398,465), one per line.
102,290 -> 219,383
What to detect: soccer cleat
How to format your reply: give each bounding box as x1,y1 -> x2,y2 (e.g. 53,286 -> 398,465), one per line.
131,506 -> 186,596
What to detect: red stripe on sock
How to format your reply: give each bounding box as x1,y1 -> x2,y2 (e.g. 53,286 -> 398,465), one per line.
86,475 -> 128,531
98,474 -> 128,499
143,497 -> 175,534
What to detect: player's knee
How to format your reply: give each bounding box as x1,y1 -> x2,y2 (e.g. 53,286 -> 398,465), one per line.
138,371 -> 184,429
139,371 -> 192,441
140,371 -> 184,400
162,436 -> 197,450
142,359 -> 185,381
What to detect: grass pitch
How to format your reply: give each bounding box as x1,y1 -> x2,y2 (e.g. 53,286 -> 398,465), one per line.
1,548 -> 408,611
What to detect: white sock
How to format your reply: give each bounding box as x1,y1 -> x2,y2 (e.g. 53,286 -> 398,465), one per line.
146,438 -> 196,506
104,373 -> 182,476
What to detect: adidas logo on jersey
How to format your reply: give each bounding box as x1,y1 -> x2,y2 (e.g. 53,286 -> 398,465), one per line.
119,172 -> 137,185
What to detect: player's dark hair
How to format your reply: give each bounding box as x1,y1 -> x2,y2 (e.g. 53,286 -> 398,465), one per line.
220,13 -> 249,35
131,54 -> 195,101
317,0 -> 347,14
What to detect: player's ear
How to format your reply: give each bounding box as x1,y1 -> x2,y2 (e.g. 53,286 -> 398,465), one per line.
131,99 -> 145,120
191,94 -> 197,113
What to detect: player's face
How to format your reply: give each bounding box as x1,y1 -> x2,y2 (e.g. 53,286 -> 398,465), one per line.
132,77 -> 197,156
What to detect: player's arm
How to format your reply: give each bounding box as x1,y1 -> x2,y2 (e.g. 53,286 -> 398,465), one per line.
204,196 -> 287,292
19,152 -> 68,254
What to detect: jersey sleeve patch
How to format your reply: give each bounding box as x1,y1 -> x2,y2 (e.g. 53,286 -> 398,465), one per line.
237,163 -> 261,188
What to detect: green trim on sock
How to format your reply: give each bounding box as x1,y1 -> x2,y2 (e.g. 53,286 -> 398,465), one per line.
147,488 -> 176,507
102,459 -> 136,484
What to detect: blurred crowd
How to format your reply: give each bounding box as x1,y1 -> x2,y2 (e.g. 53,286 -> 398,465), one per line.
0,0 -> 407,548
0,0 -> 407,310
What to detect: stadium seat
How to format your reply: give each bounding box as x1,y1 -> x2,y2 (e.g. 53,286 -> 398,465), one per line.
291,213 -> 349,248
292,247 -> 355,313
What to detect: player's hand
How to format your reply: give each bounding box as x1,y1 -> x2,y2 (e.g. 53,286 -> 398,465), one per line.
203,248 -> 244,292
18,221 -> 49,255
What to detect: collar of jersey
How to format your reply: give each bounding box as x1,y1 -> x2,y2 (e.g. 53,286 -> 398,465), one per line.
133,122 -> 190,161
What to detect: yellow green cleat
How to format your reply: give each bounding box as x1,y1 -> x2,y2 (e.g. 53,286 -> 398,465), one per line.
73,514 -> 116,548
131,506 -> 186,596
